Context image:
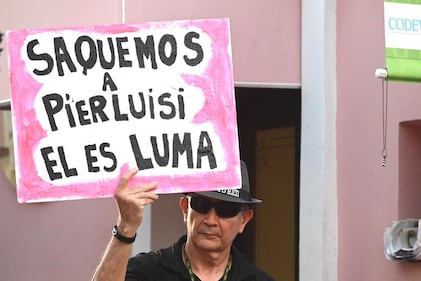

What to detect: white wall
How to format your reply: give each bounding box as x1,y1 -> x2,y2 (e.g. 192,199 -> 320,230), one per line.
300,1 -> 337,281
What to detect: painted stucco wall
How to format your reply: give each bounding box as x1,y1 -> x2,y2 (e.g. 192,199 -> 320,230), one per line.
337,0 -> 421,280
0,170 -> 117,280
124,0 -> 301,84
0,1 -> 122,280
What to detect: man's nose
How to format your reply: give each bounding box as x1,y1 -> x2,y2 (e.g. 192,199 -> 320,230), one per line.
203,207 -> 219,224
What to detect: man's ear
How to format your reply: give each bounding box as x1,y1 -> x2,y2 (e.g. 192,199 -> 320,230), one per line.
238,209 -> 254,234
180,196 -> 189,222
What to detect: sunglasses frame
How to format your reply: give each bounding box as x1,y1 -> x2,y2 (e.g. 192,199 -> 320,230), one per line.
187,195 -> 250,218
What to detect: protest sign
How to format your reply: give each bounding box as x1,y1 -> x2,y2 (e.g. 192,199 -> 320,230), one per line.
7,18 -> 241,203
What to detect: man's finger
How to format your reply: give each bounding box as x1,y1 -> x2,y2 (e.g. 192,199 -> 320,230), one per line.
116,168 -> 139,192
130,182 -> 158,194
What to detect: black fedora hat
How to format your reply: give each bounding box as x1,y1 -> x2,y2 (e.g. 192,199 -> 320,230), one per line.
195,160 -> 262,204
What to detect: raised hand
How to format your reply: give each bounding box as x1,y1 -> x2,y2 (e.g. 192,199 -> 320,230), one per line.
114,168 -> 159,237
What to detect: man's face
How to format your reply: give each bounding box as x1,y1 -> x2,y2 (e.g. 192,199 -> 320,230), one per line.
180,195 -> 254,253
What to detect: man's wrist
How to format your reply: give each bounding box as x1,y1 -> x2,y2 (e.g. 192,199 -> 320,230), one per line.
112,225 -> 137,244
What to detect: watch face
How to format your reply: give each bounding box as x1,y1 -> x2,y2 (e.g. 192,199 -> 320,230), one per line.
112,226 -> 118,235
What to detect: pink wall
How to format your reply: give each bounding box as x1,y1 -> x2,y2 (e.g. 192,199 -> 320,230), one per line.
337,0 -> 421,280
0,1 -> 121,280
0,0 -> 122,100
125,0 -> 301,84
0,170 -> 116,280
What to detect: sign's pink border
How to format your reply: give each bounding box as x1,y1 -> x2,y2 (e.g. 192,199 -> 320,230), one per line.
7,19 -> 240,203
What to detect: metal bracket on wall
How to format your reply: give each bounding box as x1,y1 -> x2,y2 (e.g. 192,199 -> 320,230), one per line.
0,99 -> 11,110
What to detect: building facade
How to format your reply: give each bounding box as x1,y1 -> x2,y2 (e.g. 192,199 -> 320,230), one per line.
1,0 -> 421,280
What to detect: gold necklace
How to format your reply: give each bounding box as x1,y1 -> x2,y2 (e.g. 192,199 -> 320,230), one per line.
183,244 -> 232,281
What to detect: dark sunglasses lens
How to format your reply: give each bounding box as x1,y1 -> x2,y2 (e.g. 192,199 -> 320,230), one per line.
215,202 -> 242,218
190,197 -> 212,214
189,197 -> 243,218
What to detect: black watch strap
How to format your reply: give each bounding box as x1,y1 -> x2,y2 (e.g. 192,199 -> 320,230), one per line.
112,225 -> 136,244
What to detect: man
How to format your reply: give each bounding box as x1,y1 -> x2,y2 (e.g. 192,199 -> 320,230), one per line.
91,161 -> 275,281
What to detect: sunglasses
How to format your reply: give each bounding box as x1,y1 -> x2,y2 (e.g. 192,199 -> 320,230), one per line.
188,196 -> 249,218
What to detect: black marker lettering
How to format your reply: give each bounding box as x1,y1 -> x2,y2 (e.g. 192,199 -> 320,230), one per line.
100,143 -> 117,172
184,31 -> 204,66
75,35 -> 97,75
196,131 -> 216,169
58,146 -> 78,177
158,34 -> 177,66
112,94 -> 128,121
172,132 -> 193,168
54,37 -> 76,76
42,93 -> 63,131
116,37 -> 132,67
97,38 -> 115,69
64,93 -> 76,128
27,39 -> 54,75
40,146 -> 62,180
129,134 -> 154,170
178,88 -> 185,119
129,92 -> 146,119
89,95 -> 109,123
151,134 -> 170,167
75,99 -> 91,126
159,92 -> 176,119
102,72 -> 117,91
134,35 -> 157,69
85,144 -> 100,172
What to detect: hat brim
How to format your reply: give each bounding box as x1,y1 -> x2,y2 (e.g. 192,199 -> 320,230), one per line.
194,190 -> 262,204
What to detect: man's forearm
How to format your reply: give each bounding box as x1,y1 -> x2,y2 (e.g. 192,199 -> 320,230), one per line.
91,237 -> 133,281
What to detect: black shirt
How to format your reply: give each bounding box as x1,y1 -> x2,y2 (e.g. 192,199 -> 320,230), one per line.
125,235 -> 275,281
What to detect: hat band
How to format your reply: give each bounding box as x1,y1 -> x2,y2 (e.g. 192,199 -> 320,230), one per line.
215,188 -> 251,202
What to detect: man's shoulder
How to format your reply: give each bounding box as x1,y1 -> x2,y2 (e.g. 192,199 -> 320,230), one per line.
126,236 -> 186,280
130,235 -> 185,261
128,240 -> 178,268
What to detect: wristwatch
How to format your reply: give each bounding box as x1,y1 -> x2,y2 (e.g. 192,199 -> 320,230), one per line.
112,225 -> 137,244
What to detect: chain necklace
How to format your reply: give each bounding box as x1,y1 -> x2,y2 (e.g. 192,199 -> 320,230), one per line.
183,244 -> 232,281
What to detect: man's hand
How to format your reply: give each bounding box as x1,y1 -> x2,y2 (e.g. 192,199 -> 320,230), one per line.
91,168 -> 159,281
114,168 -> 159,237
